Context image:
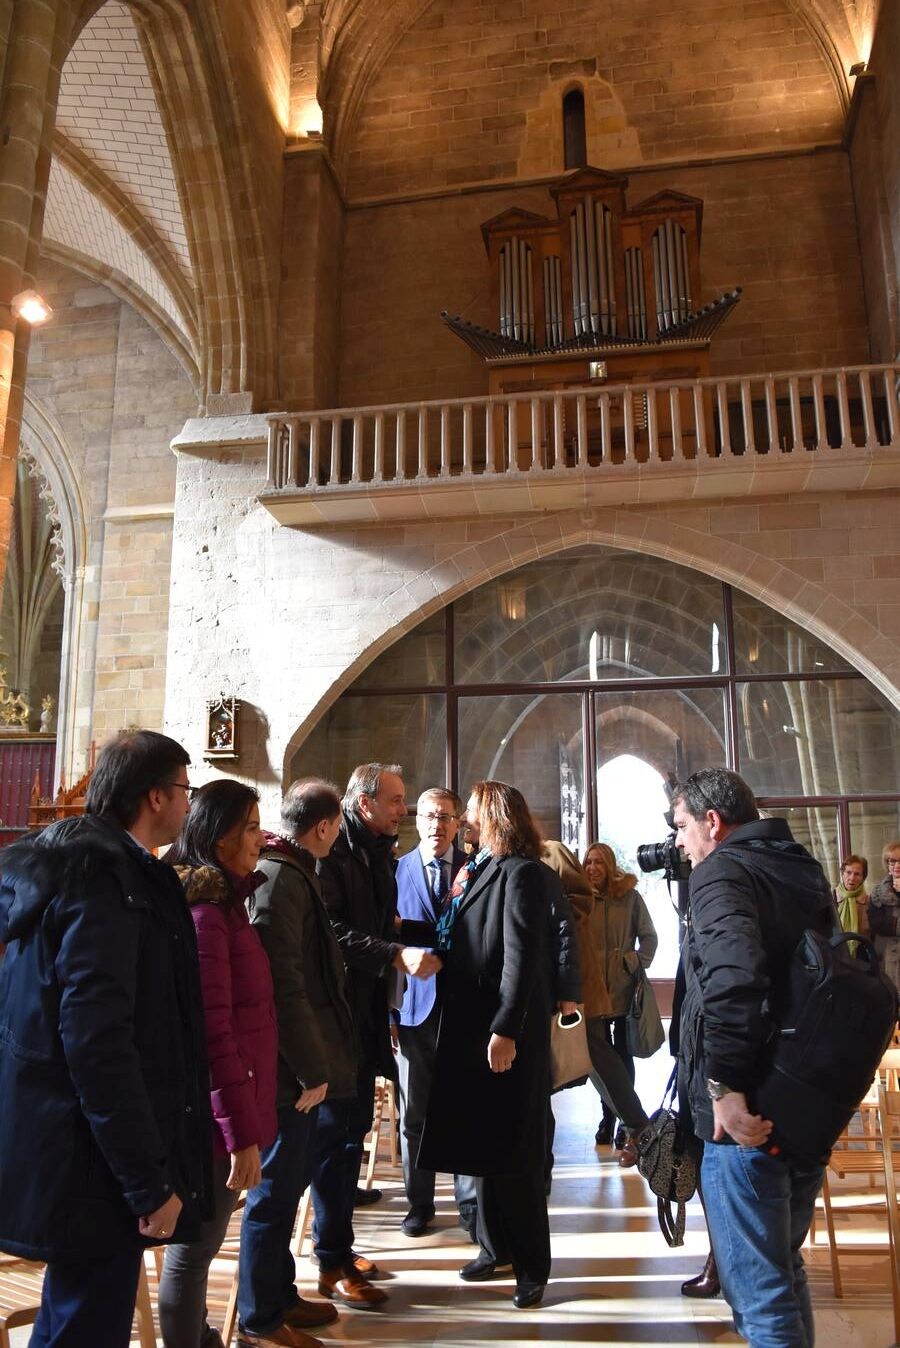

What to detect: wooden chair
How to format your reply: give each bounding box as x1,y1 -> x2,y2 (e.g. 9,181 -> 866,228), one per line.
361,1076 -> 398,1188
813,1051 -> 900,1342
0,1256 -> 156,1348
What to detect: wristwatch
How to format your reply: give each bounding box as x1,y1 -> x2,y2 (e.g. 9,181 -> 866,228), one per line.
706,1078 -> 737,1100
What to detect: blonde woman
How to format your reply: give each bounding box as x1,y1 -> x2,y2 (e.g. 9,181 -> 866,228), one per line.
581,842 -> 658,1161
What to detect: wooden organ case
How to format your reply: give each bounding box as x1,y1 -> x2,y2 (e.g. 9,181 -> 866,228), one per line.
442,167 -> 740,460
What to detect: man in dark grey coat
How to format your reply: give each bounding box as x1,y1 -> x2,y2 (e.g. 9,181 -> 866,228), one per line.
673,767 -> 834,1348
0,730 -> 212,1348
240,776 -> 373,1335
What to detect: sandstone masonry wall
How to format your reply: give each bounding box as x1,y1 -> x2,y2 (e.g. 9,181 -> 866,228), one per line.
165,440 -> 900,820
24,258 -> 196,768
345,0 -> 844,199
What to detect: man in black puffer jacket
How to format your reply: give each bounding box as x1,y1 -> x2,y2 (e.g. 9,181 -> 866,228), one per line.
673,767 -> 835,1348
0,730 -> 212,1348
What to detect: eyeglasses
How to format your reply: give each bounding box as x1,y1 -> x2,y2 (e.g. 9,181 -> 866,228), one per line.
417,811 -> 456,825
164,781 -> 196,801
887,858 -> 900,868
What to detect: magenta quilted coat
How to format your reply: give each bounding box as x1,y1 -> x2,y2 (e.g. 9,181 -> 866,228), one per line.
177,865 -> 279,1157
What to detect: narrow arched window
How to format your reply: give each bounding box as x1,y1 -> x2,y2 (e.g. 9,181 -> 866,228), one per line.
563,87 -> 587,169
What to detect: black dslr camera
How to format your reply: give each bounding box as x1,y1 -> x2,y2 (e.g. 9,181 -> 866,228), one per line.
636,808 -> 692,886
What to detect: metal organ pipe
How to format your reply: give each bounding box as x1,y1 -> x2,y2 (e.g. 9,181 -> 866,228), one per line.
653,220 -> 691,333
625,247 -> 646,340
499,239 -> 535,342
543,255 -> 563,345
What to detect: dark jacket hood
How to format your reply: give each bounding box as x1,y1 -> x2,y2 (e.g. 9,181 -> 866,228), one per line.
0,814 -> 132,944
712,816 -> 832,909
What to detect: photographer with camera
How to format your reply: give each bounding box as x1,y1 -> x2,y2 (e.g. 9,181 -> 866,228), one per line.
672,767 -> 835,1347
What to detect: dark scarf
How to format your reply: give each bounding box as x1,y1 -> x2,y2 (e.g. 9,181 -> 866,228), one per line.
344,809 -> 396,918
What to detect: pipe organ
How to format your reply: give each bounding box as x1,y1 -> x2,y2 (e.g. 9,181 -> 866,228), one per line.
442,166 -> 740,383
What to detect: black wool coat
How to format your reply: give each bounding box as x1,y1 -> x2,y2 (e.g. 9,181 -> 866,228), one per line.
0,815 -> 213,1261
316,814 -> 402,1078
418,854 -> 554,1178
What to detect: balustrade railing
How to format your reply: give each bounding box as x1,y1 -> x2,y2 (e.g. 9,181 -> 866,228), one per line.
264,364 -> 900,493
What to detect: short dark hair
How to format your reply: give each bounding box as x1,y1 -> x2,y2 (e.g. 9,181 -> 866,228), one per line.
672,767 -> 759,827
85,729 -> 190,827
281,777 -> 342,836
167,779 -> 259,870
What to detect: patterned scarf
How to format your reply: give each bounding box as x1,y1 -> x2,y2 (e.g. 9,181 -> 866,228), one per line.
434,846 -> 492,953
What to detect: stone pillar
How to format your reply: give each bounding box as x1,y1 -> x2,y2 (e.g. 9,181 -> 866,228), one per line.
0,0 -> 74,591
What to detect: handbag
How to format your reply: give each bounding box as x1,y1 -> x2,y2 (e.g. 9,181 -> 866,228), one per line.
550,1007 -> 592,1092
625,965 -> 665,1059
637,1065 -> 698,1247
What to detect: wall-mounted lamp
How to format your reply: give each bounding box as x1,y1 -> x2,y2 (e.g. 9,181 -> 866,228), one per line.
11,290 -> 53,326
849,61 -> 868,77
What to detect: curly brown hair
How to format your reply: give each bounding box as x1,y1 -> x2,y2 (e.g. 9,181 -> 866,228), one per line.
470,780 -> 543,860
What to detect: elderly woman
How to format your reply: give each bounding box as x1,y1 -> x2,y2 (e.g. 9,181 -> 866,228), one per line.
419,781 -> 554,1310
158,781 -> 279,1348
582,842 -> 658,1162
868,841 -> 900,991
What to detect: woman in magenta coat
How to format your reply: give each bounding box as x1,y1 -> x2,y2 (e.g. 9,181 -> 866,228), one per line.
158,780 -> 278,1348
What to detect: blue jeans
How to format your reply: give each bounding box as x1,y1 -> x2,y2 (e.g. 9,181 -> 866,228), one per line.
310,1091 -> 357,1268
702,1142 -> 825,1348
238,1104 -> 318,1336
30,1245 -> 142,1347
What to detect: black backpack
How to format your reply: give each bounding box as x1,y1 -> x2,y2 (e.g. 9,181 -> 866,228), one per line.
751,929 -> 898,1165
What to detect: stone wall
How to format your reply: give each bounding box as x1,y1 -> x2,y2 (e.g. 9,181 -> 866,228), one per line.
345,0 -> 844,200
337,148 -> 870,408
23,258 -> 196,772
165,430 -> 900,820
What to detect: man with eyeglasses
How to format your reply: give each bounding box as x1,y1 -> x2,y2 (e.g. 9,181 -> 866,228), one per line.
394,788 -> 476,1238
0,729 -> 212,1348
672,766 -> 835,1348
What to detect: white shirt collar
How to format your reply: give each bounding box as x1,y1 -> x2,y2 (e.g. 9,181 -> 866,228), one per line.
418,841 -> 454,866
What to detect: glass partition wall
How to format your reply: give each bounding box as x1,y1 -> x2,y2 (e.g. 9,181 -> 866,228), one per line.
293,547 -> 900,975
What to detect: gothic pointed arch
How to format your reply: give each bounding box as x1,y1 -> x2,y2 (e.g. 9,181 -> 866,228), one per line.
72,0 -> 279,410
17,392 -> 91,788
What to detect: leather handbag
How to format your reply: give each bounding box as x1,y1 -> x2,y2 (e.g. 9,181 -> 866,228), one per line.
550,1006 -> 593,1092
626,966 -> 665,1059
637,1065 -> 698,1247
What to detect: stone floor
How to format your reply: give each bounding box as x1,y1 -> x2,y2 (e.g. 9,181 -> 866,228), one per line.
6,1063 -> 897,1346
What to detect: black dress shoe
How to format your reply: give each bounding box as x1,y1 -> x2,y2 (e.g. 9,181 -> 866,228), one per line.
354,1187 -> 382,1207
401,1207 -> 435,1237
459,1255 -> 513,1282
513,1280 -> 545,1309
681,1252 -> 720,1298
594,1119 -> 613,1146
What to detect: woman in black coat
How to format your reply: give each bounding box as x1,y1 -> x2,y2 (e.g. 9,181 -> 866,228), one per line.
419,780 -> 553,1309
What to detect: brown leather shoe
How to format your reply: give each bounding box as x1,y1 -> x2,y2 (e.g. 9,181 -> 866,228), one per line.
351,1251 -> 382,1277
237,1324 -> 323,1347
283,1297 -> 339,1329
318,1263 -> 388,1308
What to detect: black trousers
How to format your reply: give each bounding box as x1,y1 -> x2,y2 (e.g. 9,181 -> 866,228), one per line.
475,1168 -> 551,1285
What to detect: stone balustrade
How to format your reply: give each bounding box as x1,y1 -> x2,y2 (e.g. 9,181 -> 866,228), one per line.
259,364 -> 900,526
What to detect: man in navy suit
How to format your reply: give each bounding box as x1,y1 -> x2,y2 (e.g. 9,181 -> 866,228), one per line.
395,787 -> 477,1238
